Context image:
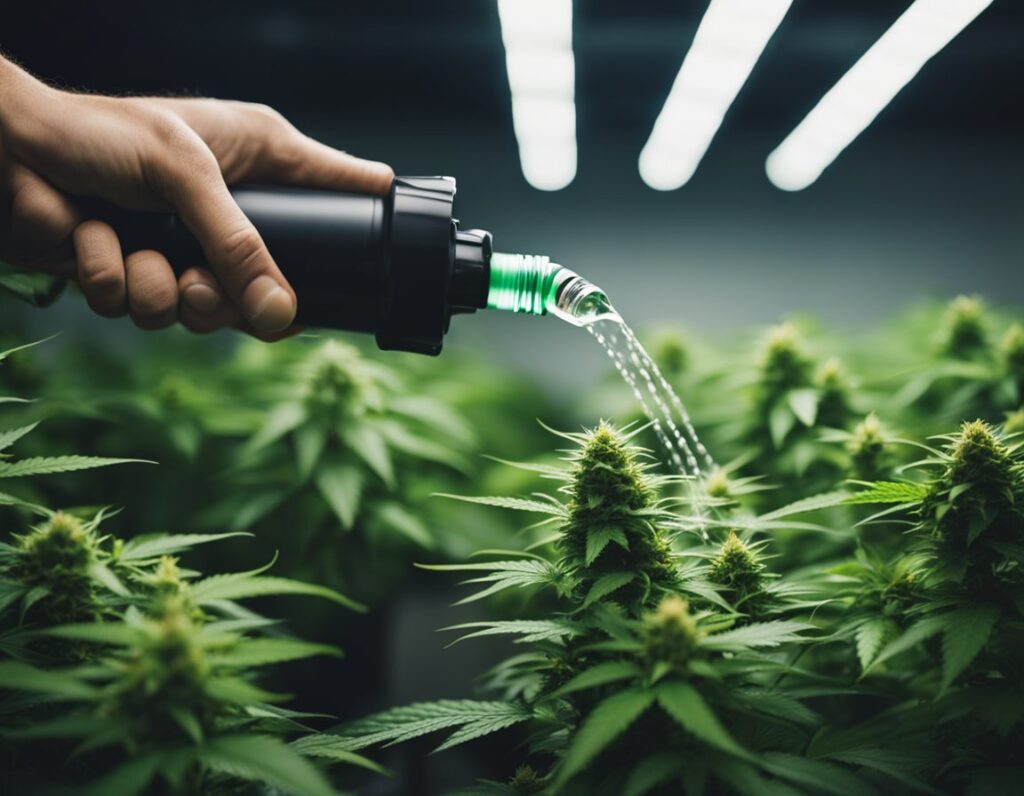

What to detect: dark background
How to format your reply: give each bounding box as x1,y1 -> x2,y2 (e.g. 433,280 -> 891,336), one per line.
3,2 -> 1023,791
4,0 -> 1022,389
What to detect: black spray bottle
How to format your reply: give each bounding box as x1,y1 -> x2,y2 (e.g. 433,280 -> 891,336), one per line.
97,176 -> 611,354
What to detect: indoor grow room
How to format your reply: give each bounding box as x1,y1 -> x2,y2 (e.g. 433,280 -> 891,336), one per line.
1,1 -> 1022,795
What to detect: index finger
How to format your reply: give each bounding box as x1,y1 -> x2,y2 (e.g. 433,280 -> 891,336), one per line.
156,139 -> 296,334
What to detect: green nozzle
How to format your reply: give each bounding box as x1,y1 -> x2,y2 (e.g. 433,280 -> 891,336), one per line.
487,252 -> 615,326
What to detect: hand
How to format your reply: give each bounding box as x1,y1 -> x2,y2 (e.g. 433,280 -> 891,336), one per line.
0,57 -> 394,337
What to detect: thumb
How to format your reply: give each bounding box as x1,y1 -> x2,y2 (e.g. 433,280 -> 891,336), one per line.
159,147 -> 296,333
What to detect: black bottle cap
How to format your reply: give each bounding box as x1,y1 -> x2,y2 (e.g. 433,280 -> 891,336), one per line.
376,177 -> 458,356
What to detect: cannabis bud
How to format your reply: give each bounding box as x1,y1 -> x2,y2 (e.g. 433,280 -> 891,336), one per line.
304,340 -> 381,422
643,595 -> 703,668
709,532 -> 764,595
940,295 -> 987,358
13,512 -> 98,625
922,419 -> 1023,588
847,413 -> 887,480
562,423 -> 678,604
948,419 -> 1013,487
508,764 -> 545,794
759,323 -> 812,393
815,357 -> 852,427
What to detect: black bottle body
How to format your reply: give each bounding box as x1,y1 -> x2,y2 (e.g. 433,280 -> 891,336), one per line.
88,176 -> 490,355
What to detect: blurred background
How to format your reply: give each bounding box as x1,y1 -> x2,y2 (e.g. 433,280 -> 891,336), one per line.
2,2 -> 1022,792
4,0 -> 1022,390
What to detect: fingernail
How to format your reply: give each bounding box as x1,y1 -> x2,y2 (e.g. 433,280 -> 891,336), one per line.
182,283 -> 222,314
245,275 -> 296,333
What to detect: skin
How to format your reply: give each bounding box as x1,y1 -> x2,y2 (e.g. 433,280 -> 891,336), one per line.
0,55 -> 394,338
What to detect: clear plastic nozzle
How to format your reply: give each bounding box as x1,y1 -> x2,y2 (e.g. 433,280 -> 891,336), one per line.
487,252 -> 616,327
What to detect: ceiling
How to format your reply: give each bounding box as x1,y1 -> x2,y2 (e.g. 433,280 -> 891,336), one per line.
6,0 -> 1023,156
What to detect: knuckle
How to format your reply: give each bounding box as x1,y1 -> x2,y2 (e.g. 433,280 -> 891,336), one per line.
220,225 -> 266,275
244,102 -> 292,131
79,260 -> 123,294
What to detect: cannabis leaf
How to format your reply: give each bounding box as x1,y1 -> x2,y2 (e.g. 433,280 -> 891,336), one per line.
554,688 -> 656,788
656,681 -> 752,760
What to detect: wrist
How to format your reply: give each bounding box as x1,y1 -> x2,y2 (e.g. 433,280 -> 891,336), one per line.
0,57 -> 53,148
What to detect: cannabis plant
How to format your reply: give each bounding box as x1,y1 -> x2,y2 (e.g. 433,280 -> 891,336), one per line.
328,424 -> 883,795
0,338 -> 376,794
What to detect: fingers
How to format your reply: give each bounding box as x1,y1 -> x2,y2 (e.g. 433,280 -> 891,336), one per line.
124,249 -> 178,330
178,266 -> 240,333
268,133 -> 394,196
73,220 -> 126,317
163,98 -> 394,195
150,135 -> 297,334
7,165 -> 79,275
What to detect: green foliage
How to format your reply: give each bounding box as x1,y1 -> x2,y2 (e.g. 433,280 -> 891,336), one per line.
0,339 -> 370,795
342,424 -> 825,794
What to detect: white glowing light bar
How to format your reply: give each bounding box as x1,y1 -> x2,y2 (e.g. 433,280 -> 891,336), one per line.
639,0 -> 794,191
766,0 -> 993,191
497,0 -> 576,191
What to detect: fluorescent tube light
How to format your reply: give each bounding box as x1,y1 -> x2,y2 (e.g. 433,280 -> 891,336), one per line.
497,0 -> 576,191
766,0 -> 994,191
639,0 -> 794,191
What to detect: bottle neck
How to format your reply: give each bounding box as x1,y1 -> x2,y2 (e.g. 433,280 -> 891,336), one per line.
486,251 -> 615,327
486,252 -> 561,316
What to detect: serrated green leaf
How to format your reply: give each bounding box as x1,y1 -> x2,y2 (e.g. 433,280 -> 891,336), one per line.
197,734 -> 336,796
762,752 -> 876,796
374,502 -> 433,548
434,711 -> 533,751
89,562 -> 129,596
554,687 -> 656,788
435,494 -> 564,515
942,604 -> 1000,689
246,403 -> 306,453
442,619 -> 580,646
294,422 -> 327,480
0,422 -> 38,453
758,491 -> 852,521
866,615 -> 948,674
315,462 -> 363,529
788,389 -> 820,427
47,622 -> 141,647
855,618 -> 898,671
343,424 -> 394,487
119,532 -> 252,561
190,573 -> 365,613
844,481 -> 929,506
291,734 -> 387,774
204,676 -> 288,705
656,681 -> 752,760
550,660 -> 640,698
0,661 -> 98,699
585,526 -> 629,566
0,455 -> 150,478
702,621 -> 815,652
769,401 -> 796,449
582,572 -> 635,608
342,700 -> 530,751
209,638 -> 343,667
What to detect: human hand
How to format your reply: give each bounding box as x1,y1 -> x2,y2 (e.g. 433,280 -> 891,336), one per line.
0,56 -> 393,337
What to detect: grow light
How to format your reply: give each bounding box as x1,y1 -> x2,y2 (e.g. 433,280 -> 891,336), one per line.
638,0 -> 794,191
497,0 -> 576,191
766,0 -> 994,192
